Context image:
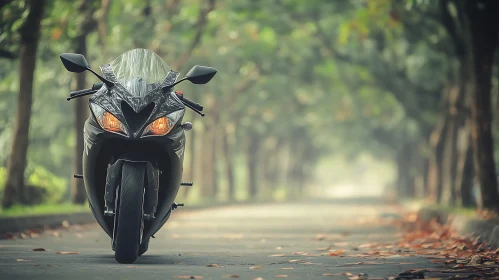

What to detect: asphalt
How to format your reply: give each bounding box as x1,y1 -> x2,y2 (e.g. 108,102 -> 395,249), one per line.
0,198 -> 440,280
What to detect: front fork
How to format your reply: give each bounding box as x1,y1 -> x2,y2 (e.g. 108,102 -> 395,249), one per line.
104,159 -> 159,220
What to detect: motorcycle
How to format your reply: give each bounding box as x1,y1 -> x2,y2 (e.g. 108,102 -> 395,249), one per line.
60,48 -> 217,263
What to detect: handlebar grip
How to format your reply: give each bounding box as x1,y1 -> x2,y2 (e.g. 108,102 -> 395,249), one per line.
182,97 -> 204,112
92,82 -> 104,90
70,88 -> 92,97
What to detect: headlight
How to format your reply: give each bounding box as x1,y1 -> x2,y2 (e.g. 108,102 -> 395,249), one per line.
90,103 -> 128,135
142,110 -> 184,136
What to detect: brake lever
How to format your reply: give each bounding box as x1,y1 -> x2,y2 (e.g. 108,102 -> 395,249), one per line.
66,90 -> 98,101
183,101 -> 205,117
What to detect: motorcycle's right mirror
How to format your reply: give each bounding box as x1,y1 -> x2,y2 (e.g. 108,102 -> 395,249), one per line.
60,53 -> 90,73
185,65 -> 217,84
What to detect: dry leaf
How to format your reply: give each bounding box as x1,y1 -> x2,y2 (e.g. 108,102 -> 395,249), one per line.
315,234 -> 325,240
253,278 -> 265,280
62,220 -> 70,228
56,251 -> 79,255
250,266 -> 262,269
269,254 -> 286,257
16,259 -> 31,262
329,250 -> 345,256
288,260 -> 302,263
32,248 -> 46,251
323,273 -> 341,276
276,247 -> 283,250
316,246 -> 331,251
276,275 -> 288,278
207,263 -> 224,268
279,267 -> 293,270
222,275 -> 239,279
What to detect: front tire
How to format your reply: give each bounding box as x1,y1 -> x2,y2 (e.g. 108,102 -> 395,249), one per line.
114,162 -> 145,264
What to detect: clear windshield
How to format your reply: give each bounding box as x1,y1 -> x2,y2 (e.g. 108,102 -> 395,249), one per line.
109,48 -> 172,97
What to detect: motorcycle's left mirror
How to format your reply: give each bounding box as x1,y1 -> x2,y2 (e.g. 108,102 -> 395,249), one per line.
60,53 -> 90,73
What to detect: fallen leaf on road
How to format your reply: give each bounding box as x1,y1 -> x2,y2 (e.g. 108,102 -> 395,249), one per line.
56,251 -> 79,255
250,266 -> 262,269
52,232 -> 61,238
275,275 -> 288,278
323,273 -> 342,276
292,252 -> 309,256
16,259 -> 31,262
222,275 -> 239,278
315,234 -> 325,240
276,246 -> 283,250
253,278 -> 264,280
62,220 -> 70,228
32,248 -> 46,251
329,250 -> 345,256
174,276 -> 203,279
269,254 -> 286,257
288,260 -> 302,263
302,262 -> 322,265
20,233 -> 29,239
316,246 -> 331,251
279,267 -> 293,270
207,263 -> 224,268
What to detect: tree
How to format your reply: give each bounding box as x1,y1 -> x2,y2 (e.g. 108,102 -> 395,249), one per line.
465,0 -> 499,210
71,0 -> 99,204
2,0 -> 46,208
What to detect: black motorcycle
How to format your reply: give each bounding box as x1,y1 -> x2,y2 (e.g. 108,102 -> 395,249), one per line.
60,48 -> 217,263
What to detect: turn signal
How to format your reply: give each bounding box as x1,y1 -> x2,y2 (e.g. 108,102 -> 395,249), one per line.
148,117 -> 171,135
102,112 -> 122,132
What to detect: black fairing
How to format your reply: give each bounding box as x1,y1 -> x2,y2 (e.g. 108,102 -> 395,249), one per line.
89,66 -> 185,139
82,61 -> 186,240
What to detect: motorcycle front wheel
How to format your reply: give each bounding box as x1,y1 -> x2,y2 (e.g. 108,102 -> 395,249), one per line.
113,161 -> 145,264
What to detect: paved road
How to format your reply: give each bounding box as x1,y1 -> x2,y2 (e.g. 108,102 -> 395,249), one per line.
0,199 -> 439,280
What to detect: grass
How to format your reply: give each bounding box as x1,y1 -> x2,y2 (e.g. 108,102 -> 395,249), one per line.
429,205 -> 477,217
0,203 -> 90,217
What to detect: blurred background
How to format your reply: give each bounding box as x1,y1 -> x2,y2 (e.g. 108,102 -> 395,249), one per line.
0,0 -> 498,216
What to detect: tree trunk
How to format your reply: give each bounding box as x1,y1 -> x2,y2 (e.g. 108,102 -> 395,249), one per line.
2,0 -> 45,208
426,119 -> 447,203
71,37 -> 89,204
222,127 -> 235,200
466,0 -> 499,210
456,119 -> 475,207
200,111 -> 217,198
71,0 -> 98,204
247,135 -> 260,199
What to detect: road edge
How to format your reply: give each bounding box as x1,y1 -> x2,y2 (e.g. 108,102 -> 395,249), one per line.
417,207 -> 499,249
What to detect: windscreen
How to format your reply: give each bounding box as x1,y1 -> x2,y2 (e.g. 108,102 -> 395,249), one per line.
109,48 -> 172,97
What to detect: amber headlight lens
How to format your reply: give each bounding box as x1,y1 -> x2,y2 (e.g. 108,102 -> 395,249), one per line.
90,103 -> 127,135
143,110 -> 183,136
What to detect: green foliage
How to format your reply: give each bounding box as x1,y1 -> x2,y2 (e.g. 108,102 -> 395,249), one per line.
0,166 -> 66,204
0,202 -> 88,217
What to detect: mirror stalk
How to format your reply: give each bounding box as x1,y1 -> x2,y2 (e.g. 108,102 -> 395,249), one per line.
87,68 -> 115,88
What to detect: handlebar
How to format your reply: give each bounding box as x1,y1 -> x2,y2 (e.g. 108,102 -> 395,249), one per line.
68,85 -> 205,116
69,83 -> 104,98
182,97 -> 204,112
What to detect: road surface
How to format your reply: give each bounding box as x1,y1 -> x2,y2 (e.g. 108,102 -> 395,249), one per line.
0,199 -> 439,280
